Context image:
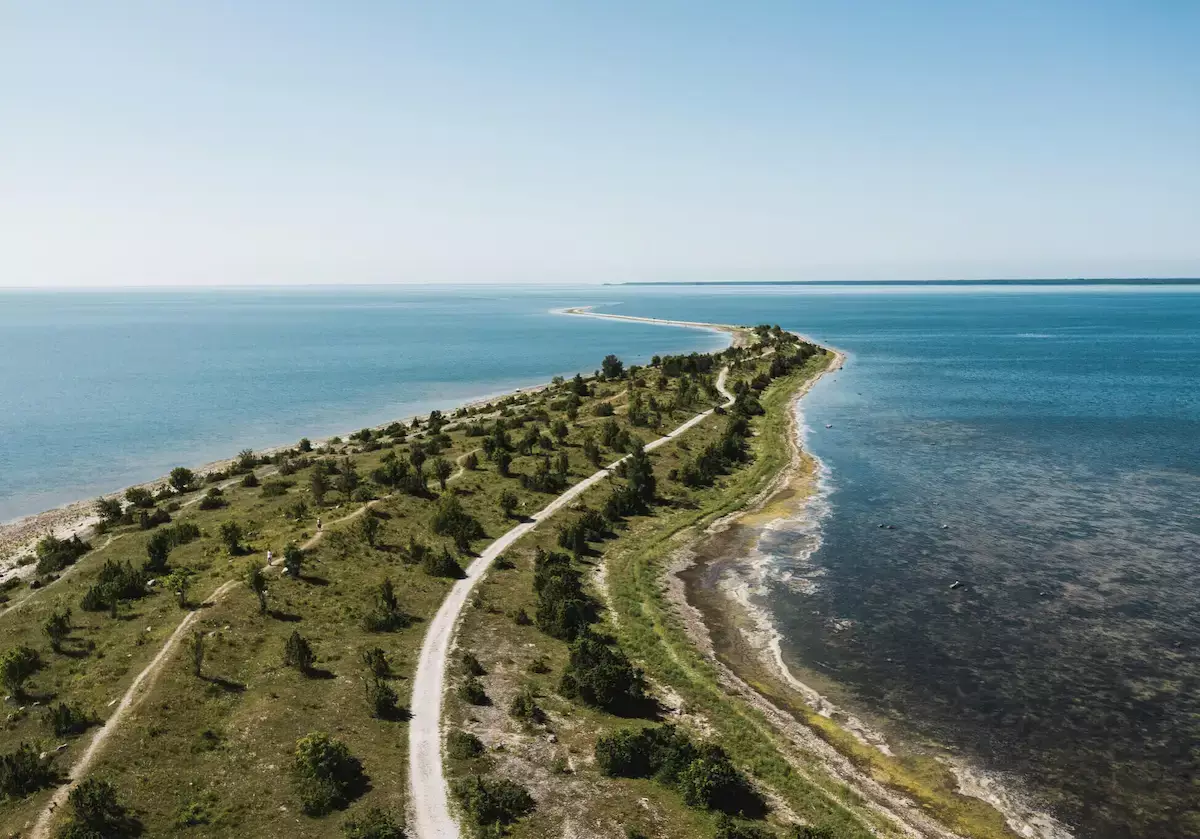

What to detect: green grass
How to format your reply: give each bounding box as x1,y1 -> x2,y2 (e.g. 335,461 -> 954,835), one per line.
447,350 -> 1023,839
0,352 -> 729,837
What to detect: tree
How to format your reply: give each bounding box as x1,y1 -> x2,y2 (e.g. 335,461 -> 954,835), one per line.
43,607 -> 72,652
495,451 -> 512,477
310,469 -> 329,505
625,443 -> 656,508
0,742 -> 55,799
365,675 -> 399,719
342,807 -> 405,839
452,776 -> 535,830
361,647 -> 390,677
298,437 -> 313,452
0,646 -> 41,697
499,489 -> 519,518
358,513 -> 381,548
163,568 -> 191,608
432,457 -> 453,490
559,634 -> 647,713
57,778 -> 140,838
94,497 -> 123,526
362,578 -> 409,631
283,543 -> 304,577
189,630 -> 204,678
169,466 -> 197,493
218,521 -> 243,555
551,419 -> 569,442
291,732 -> 367,816
284,630 -> 316,674
601,354 -> 625,379
430,495 -> 484,552
246,562 -> 268,614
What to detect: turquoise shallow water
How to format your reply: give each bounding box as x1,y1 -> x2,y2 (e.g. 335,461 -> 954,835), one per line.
2,283 -> 1197,837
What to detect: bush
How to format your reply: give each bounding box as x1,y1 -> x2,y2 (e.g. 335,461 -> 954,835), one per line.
594,401 -> 615,417
451,776 -> 535,829
458,651 -> 485,677
197,488 -> 227,510
341,807 -> 405,839
284,630 -> 316,674
430,495 -> 484,551
34,534 -> 90,576
362,578 -> 410,631
169,466 -> 197,493
240,471 -> 260,488
145,521 -> 200,571
533,549 -> 594,641
446,730 -> 485,760
422,547 -> 464,579
360,647 -> 390,678
291,732 -> 367,816
261,479 -> 292,498
57,777 -> 139,838
458,676 -> 488,706
43,606 -> 72,651
81,560 -> 147,612
0,742 -> 55,798
508,685 -> 544,724
559,634 -> 647,713
677,744 -> 762,815
365,676 -> 400,720
45,701 -> 94,737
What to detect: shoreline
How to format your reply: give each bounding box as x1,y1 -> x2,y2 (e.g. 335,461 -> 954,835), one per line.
670,347 -> 1073,839
0,307 -> 734,575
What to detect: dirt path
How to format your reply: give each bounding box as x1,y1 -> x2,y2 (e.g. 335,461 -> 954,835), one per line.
407,369 -> 735,839
26,446 -> 486,836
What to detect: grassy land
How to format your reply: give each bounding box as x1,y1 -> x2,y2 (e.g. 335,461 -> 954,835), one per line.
0,347 -> 736,837
446,345 -> 1025,839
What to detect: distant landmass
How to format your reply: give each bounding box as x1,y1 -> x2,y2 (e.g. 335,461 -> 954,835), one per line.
615,278 -> 1200,286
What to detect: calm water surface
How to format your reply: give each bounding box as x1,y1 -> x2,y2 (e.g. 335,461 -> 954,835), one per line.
2,284 -> 1197,837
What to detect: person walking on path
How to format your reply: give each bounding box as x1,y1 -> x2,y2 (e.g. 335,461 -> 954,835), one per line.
316,517 -> 322,532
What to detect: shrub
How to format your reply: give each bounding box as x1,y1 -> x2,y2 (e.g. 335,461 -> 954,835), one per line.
34,534 -> 90,576
218,520 -> 243,554
0,742 -> 54,798
95,497 -> 124,526
342,807 -> 405,839
45,701 -> 94,737
43,606 -> 72,651
360,647 -> 390,677
283,543 -> 304,577
451,776 -> 535,830
57,777 -> 138,838
533,549 -> 594,641
80,560 -> 147,612
365,676 -> 400,720
594,401 -> 615,417
677,744 -> 761,815
458,651 -> 485,677
362,578 -> 410,631
291,732 -> 367,816
169,466 -> 197,493
430,495 -> 484,551
559,634 -> 647,713
261,479 -> 292,498
284,630 -> 316,674
446,730 -> 485,760
458,676 -> 488,706
197,489 -> 227,510
508,685 -> 544,724
463,452 -> 479,471
145,521 -> 200,571
422,547 -> 464,579
240,471 -> 260,488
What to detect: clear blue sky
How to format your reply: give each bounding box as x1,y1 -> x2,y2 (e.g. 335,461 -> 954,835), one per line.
2,1 -> 1197,286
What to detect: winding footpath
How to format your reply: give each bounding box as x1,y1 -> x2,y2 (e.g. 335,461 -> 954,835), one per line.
408,365 -> 735,839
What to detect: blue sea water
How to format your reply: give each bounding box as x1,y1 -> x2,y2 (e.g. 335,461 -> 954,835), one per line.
2,283 -> 1197,837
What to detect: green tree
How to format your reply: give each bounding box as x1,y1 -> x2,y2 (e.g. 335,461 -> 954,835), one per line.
246,562 -> 268,614
189,630 -> 204,678
218,521 -> 243,555
342,807 -> 405,839
360,647 -> 390,677
94,497 -> 123,526
284,630 -> 316,674
499,489 -> 519,518
0,646 -> 41,697
43,607 -> 72,652
169,466 -> 197,493
310,469 -> 329,505
601,354 -> 625,379
432,457 -> 453,490
163,568 -> 191,608
283,543 -> 304,577
0,742 -> 55,799
451,776 -> 534,830
291,732 -> 366,816
359,513 -> 381,548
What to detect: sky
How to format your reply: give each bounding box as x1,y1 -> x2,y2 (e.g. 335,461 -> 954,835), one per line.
2,1 -> 1198,287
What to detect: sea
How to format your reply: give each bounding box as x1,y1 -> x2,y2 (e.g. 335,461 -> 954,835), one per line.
1,283 -> 1197,838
